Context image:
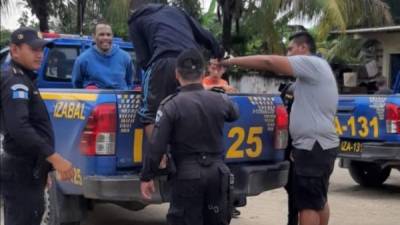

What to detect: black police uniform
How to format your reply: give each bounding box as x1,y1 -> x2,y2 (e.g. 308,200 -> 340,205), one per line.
141,83 -> 239,225
0,61 -> 54,225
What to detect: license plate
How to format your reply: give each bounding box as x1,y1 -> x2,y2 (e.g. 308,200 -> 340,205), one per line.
340,141 -> 363,153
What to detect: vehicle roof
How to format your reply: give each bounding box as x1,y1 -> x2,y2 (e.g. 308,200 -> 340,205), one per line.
44,34 -> 134,49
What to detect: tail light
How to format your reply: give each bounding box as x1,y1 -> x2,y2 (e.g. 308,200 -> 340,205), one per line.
385,103 -> 400,134
42,32 -> 61,38
80,103 -> 116,155
274,105 -> 289,149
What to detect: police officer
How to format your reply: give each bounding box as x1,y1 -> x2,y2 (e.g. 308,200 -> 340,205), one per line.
0,27 -> 75,225
140,49 -> 239,225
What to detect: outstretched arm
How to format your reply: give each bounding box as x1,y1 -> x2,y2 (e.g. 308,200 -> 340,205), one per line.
221,55 -> 294,76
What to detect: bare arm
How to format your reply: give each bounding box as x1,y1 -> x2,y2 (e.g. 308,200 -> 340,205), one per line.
221,55 -> 294,76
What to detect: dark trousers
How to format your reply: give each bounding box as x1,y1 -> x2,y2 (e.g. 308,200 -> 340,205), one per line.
1,153 -> 48,225
284,138 -> 298,225
167,160 -> 231,225
3,182 -> 46,225
284,160 -> 298,225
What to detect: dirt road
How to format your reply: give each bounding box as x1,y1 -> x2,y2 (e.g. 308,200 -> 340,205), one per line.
81,161 -> 400,225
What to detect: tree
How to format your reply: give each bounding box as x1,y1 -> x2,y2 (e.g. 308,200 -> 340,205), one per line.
25,0 -> 51,31
215,0 -> 393,54
0,26 -> 11,49
216,0 -> 242,52
171,0 -> 202,20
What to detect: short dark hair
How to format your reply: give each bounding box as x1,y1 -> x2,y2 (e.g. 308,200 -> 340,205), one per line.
93,20 -> 112,34
289,31 -> 316,54
176,49 -> 205,81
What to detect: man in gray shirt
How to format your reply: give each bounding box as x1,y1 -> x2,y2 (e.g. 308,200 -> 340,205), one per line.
221,31 -> 339,225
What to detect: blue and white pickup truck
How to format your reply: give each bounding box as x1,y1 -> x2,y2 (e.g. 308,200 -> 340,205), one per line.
336,75 -> 400,187
0,34 -> 290,225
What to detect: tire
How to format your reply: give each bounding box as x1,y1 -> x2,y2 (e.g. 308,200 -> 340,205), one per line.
41,173 -> 85,225
348,161 -> 391,187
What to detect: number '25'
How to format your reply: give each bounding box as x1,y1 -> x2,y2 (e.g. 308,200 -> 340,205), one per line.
226,127 -> 263,159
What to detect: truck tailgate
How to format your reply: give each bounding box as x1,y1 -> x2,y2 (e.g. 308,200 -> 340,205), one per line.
115,94 -> 286,169
337,95 -> 400,153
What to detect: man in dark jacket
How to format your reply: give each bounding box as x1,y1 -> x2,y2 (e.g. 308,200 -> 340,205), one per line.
140,49 -> 239,225
128,3 -> 224,139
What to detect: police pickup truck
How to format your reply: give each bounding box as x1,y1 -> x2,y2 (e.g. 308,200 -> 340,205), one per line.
336,75 -> 400,187
0,33 -> 290,225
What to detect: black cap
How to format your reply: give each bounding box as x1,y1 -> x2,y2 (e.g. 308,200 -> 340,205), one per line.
11,27 -> 52,49
176,48 -> 205,73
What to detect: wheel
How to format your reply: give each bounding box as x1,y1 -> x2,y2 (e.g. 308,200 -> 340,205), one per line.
41,173 -> 86,225
41,174 -> 61,225
348,161 -> 391,187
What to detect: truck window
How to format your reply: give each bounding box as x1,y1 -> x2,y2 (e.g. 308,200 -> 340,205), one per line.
45,46 -> 79,82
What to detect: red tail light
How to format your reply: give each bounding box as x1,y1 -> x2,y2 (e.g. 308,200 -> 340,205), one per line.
274,105 -> 289,149
42,32 -> 61,38
385,103 -> 400,134
80,104 -> 116,156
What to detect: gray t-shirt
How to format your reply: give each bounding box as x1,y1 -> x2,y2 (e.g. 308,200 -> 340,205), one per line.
288,55 -> 339,150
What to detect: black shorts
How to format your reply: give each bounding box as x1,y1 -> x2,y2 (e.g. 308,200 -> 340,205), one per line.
138,57 -> 179,125
292,141 -> 338,211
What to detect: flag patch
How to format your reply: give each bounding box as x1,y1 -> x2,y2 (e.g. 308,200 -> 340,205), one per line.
11,84 -> 29,100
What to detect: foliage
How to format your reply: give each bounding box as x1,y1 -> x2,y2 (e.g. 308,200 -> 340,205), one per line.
212,0 -> 393,60
18,9 -> 39,29
2,0 -> 397,66
318,35 -> 364,64
0,26 -> 11,49
171,0 -> 202,20
316,0 -> 393,39
200,0 -> 222,40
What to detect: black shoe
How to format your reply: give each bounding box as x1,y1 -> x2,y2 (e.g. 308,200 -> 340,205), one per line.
232,208 -> 241,218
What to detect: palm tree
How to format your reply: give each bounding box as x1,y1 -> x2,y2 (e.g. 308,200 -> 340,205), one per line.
26,0 -> 51,31
216,0 -> 242,52
217,0 -> 393,54
314,0 -> 393,38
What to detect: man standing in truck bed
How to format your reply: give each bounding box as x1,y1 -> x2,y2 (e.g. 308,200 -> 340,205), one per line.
128,3 -> 224,139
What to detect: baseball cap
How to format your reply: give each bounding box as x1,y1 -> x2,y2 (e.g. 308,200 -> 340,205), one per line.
176,48 -> 205,74
11,27 -> 52,49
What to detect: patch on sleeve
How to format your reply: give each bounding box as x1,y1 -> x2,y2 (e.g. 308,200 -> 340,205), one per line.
155,110 -> 163,123
11,84 -> 29,100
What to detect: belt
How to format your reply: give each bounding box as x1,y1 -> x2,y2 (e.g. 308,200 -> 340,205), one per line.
174,152 -> 223,167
